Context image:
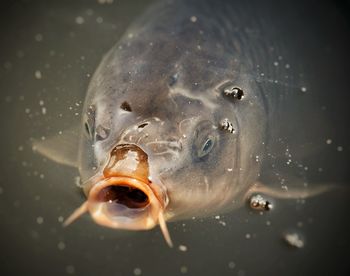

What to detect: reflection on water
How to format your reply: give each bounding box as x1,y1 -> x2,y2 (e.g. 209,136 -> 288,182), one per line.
0,0 -> 349,275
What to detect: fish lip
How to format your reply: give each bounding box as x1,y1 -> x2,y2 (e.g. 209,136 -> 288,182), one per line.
86,174 -> 166,230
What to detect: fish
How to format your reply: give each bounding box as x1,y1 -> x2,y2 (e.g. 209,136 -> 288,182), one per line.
33,0 -> 334,247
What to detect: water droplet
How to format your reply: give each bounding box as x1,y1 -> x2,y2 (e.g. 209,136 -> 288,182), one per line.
190,16 -> 197,22
75,16 -> 85,24
326,139 -> 332,145
35,70 -> 42,79
66,265 -> 75,274
301,86 -> 307,92
178,245 -> 187,252
133,268 -> 142,275
228,261 -> 236,269
36,216 -> 44,224
180,266 -> 188,274
250,194 -> 273,211
337,146 -> 343,152
35,33 -> 43,42
284,232 -> 304,248
58,241 -> 66,250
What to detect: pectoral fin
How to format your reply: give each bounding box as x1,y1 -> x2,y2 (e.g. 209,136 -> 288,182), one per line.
246,181 -> 337,200
32,126 -> 81,168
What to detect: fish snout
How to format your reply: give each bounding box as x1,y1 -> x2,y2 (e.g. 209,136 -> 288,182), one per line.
119,118 -> 183,157
86,144 -> 168,231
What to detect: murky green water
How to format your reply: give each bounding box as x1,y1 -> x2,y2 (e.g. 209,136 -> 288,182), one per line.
0,0 -> 349,275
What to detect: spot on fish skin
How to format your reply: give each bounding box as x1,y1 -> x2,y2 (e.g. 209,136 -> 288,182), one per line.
120,101 -> 132,112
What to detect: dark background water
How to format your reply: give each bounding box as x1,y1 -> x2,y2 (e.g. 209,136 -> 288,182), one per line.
0,0 -> 349,275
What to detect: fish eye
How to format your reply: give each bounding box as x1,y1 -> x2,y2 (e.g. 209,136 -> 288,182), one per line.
197,135 -> 216,158
193,120 -> 218,160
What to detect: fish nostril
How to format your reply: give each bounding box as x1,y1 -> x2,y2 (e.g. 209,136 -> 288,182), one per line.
97,185 -> 149,209
95,125 -> 110,141
120,101 -> 132,112
138,122 -> 149,129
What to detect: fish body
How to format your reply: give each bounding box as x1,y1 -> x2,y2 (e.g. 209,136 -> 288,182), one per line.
34,0 -> 328,245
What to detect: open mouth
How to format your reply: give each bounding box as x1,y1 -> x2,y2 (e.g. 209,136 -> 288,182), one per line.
98,185 -> 149,209
64,144 -> 173,247
87,175 -> 160,230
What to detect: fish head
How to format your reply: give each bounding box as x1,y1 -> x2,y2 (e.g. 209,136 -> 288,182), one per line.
74,35 -> 257,239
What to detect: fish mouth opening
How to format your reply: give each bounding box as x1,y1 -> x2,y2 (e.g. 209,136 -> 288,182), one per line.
64,143 -> 173,246
86,143 -> 167,230
87,176 -> 162,230
97,185 -> 150,209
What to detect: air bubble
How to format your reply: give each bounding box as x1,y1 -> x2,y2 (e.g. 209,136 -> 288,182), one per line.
250,194 -> 272,211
